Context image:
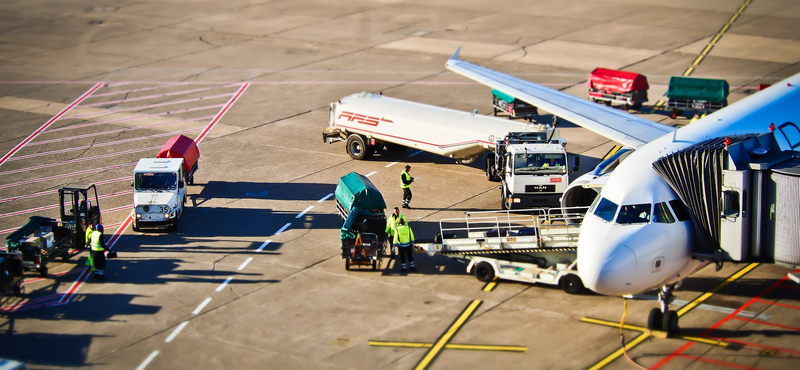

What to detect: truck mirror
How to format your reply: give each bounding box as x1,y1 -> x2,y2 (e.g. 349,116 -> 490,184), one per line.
179,181 -> 185,188
130,181 -> 134,187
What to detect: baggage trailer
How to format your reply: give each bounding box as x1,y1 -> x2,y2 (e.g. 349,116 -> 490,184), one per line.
666,76 -> 729,119
156,134 -> 199,185
0,252 -> 24,298
335,172 -> 388,270
4,185 -> 101,277
416,207 -> 589,294
492,89 -> 538,121
588,67 -> 649,111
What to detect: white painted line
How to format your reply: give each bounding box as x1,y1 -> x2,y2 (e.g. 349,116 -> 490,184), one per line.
408,150 -> 423,157
274,223 -> 291,235
318,193 -> 333,202
165,321 -> 190,343
237,257 -> 254,271
135,351 -> 159,370
255,240 -> 271,252
295,206 -> 313,219
215,277 -> 233,292
385,161 -> 399,167
192,297 -> 212,315
365,171 -> 377,177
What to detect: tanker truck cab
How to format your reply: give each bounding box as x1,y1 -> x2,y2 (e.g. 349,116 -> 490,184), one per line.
501,142 -> 569,210
132,158 -> 186,232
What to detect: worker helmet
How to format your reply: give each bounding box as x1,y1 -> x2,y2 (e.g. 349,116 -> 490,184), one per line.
96,224 -> 104,233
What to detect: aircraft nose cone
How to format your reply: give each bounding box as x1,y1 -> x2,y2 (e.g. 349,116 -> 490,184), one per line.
580,241 -> 637,295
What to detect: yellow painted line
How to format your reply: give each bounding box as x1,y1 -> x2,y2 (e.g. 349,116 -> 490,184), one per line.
692,56 -> 704,66
684,67 -> 695,76
701,44 -> 713,56
581,318 -> 729,348
414,300 -> 482,370
369,340 -> 527,352
482,277 -> 499,291
677,335 -> 730,347
720,23 -> 731,34
729,13 -> 740,23
677,263 -> 760,317
710,33 -> 723,45
587,332 -> 651,370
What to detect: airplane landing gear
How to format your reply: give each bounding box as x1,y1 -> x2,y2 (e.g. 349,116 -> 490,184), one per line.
648,284 -> 679,334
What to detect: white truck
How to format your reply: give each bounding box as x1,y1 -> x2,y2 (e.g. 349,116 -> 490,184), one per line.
131,158 -> 187,232
417,207 -> 588,294
322,92 -> 577,209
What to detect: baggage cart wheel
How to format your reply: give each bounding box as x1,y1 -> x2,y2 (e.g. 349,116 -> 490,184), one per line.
622,105 -> 629,111
493,107 -> 497,116
61,250 -> 71,261
559,274 -> 584,294
372,259 -> 377,271
12,285 -> 22,296
39,265 -> 48,277
345,258 -> 351,270
604,101 -> 612,106
631,102 -> 642,110
669,110 -> 679,119
474,262 -> 495,282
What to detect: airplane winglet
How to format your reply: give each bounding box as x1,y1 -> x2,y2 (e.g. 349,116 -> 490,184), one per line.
450,47 -> 462,61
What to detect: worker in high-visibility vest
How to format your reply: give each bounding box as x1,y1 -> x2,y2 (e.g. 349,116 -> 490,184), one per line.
401,165 -> 414,209
690,113 -> 701,123
384,207 -> 407,259
393,218 -> 416,273
84,222 -> 96,269
89,224 -> 108,281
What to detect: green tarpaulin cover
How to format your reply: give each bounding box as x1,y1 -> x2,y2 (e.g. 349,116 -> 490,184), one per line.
335,172 -> 386,211
492,89 -> 517,104
666,76 -> 729,102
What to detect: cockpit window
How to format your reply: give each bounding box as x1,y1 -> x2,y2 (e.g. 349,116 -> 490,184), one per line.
668,199 -> 692,221
652,202 -> 675,223
617,203 -> 651,224
593,198 -> 619,222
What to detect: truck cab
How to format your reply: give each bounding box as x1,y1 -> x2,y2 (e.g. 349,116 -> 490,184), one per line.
502,143 -> 569,209
132,158 -> 186,232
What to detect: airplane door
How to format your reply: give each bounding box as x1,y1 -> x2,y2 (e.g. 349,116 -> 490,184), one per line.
719,169 -> 751,261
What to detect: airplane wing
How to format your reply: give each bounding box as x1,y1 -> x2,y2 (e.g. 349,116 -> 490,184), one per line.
445,48 -> 675,148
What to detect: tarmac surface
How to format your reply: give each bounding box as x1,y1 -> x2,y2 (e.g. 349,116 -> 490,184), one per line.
1,0 -> 799,369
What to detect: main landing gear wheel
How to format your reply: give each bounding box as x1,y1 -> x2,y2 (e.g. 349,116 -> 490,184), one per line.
474,262 -> 495,282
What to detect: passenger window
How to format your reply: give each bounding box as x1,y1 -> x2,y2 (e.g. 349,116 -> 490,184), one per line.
652,202 -> 675,223
593,198 -> 619,222
723,190 -> 740,217
668,199 -> 692,221
617,203 -> 651,224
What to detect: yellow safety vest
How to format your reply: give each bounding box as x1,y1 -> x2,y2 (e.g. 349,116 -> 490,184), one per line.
85,225 -> 94,245
385,214 -> 407,235
393,224 -> 415,245
90,231 -> 104,251
401,171 -> 412,189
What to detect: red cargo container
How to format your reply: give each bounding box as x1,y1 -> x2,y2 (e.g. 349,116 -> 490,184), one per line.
588,68 -> 649,110
157,135 -> 199,184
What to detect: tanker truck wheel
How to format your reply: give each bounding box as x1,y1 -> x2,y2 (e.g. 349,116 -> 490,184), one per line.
346,134 -> 372,160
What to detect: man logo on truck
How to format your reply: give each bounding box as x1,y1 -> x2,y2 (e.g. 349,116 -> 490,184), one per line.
338,111 -> 393,126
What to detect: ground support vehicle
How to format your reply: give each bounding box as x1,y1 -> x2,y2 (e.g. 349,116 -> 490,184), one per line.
335,172 -> 388,270
492,89 -> 538,121
588,67 -> 649,111
666,76 -> 729,119
416,207 -> 588,293
0,252 -> 24,298
132,159 -> 187,232
486,132 -> 576,210
4,185 -> 101,277
156,134 -> 199,185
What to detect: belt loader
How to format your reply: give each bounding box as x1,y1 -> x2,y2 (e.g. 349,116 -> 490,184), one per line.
416,207 -> 588,294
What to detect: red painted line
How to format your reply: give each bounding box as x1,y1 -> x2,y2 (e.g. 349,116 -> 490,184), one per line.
195,82 -> 249,144
0,294 -> 62,312
731,316 -> 800,331
89,82 -> 187,98
9,129 -> 201,161
0,190 -> 132,219
58,268 -> 91,304
0,82 -> 103,167
779,283 -> 800,290
32,115 -> 214,145
652,273 -> 792,370
79,84 -> 239,108
0,146 -> 160,176
755,298 -> 800,310
63,92 -> 235,120
22,268 -> 83,285
674,354 -> 768,370
107,216 -> 133,249
0,161 -> 136,190
706,336 -> 800,355
43,106 -> 221,135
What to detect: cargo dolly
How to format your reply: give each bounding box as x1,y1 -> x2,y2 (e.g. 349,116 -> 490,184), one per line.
587,67 -> 649,111
666,76 -> 729,119
492,89 -> 538,121
417,207 -> 589,294
0,252 -> 24,299
335,172 -> 388,270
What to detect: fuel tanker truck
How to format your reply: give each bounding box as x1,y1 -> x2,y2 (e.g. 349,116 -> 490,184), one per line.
322,92 -> 579,209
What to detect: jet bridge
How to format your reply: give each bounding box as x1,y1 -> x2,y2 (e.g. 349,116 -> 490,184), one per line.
653,123 -> 800,269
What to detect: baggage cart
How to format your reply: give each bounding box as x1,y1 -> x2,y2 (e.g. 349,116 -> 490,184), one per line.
492,89 -> 538,121
156,134 -> 199,185
335,172 -> 388,270
666,76 -> 729,119
0,252 -> 24,299
587,67 -> 649,110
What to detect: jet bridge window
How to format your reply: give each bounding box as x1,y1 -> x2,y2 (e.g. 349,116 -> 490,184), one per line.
514,153 -> 566,175
652,202 -> 675,223
592,198 -> 618,222
668,199 -> 692,221
617,203 -> 651,224
723,190 -> 740,218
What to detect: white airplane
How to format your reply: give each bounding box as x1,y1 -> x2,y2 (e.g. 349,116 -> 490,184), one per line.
446,47 -> 800,333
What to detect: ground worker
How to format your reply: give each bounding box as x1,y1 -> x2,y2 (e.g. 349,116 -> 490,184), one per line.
401,165 -> 414,209
701,111 -> 708,119
393,218 -> 416,273
85,222 -> 95,247
384,207 -> 407,259
89,224 -> 108,281
690,113 -> 701,123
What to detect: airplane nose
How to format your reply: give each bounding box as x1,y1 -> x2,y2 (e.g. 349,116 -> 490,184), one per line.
579,241 -> 637,295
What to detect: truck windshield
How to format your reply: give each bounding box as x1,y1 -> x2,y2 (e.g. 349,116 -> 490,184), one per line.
135,172 -> 177,190
514,153 -> 566,175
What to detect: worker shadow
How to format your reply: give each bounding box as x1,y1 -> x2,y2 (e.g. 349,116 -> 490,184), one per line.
190,180 -> 336,206
0,330 -> 100,366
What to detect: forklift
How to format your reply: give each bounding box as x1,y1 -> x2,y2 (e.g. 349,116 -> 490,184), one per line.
4,184 -> 101,277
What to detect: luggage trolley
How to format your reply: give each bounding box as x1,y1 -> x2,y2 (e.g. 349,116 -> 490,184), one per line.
587,67 -> 649,111
666,76 -> 729,119
335,172 -> 389,271
492,89 -> 538,121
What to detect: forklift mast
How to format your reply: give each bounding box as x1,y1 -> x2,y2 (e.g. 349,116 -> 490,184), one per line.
58,184 -> 101,250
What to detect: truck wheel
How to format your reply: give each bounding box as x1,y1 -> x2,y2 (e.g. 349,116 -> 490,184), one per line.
169,219 -> 179,232
132,219 -> 140,232
474,262 -> 495,282
39,265 -> 48,277
345,134 -> 371,160
559,274 -> 584,294
187,175 -> 194,185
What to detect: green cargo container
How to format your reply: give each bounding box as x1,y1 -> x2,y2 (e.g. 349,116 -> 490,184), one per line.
666,76 -> 729,102
335,172 -> 386,212
334,172 -> 388,270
